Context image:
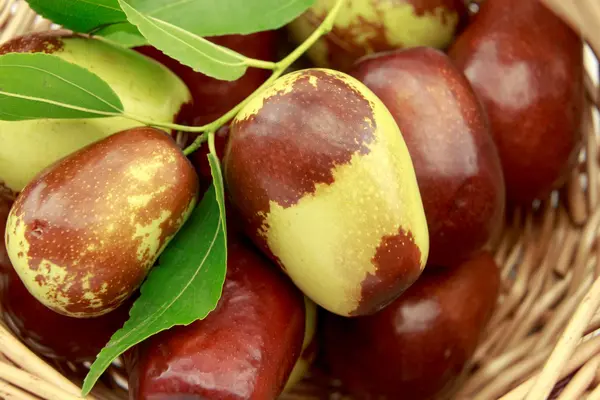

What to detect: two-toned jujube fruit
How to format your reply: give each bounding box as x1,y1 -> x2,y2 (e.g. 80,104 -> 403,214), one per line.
287,0 -> 467,71
224,68 -> 429,317
0,194 -> 132,362
4,127 -> 199,318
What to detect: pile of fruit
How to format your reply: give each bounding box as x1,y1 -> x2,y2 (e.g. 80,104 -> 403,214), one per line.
0,0 -> 585,399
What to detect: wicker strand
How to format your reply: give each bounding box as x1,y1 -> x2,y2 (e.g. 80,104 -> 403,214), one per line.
0,378 -> 40,400
587,379 -> 600,400
461,312 -> 600,398
523,273 -> 600,399
586,106 -> 599,215
0,361 -> 95,400
0,0 -> 31,43
500,334 -> 600,400
0,323 -> 85,396
555,354 -> 600,400
0,0 -> 14,34
534,271 -> 594,352
540,0 -> 600,57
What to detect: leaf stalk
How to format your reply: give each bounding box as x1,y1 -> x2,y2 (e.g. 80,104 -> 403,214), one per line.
179,0 -> 345,156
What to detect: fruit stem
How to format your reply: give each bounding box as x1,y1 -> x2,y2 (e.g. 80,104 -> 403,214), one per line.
142,0 -> 345,153
273,0 -> 342,74
244,58 -> 278,70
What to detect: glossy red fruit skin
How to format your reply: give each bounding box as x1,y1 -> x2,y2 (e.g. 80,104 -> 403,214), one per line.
136,31 -> 278,127
0,195 -> 131,362
351,47 -> 505,267
448,0 -> 584,205
127,236 -> 305,400
323,251 -> 500,400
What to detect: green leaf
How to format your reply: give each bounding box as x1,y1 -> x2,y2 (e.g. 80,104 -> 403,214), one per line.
0,53 -> 123,121
119,0 -> 248,81
81,184 -> 228,396
93,23 -> 148,48
25,0 -> 127,33
129,0 -> 315,37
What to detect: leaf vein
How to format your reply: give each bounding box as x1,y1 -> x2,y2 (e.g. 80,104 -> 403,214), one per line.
145,16 -> 246,68
146,0 -> 193,16
0,90 -> 120,117
69,0 -> 122,12
0,63 -> 123,113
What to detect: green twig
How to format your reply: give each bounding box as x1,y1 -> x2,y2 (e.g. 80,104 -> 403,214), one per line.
244,58 -> 277,70
181,0 -> 344,156
123,0 -> 344,153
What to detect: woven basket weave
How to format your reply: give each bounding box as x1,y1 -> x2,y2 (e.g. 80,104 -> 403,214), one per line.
0,0 -> 599,399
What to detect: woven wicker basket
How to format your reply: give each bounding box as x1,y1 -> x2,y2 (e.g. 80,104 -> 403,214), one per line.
0,0 -> 599,399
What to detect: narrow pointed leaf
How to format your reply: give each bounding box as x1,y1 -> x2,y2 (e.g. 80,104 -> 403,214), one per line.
82,184 -> 227,396
0,53 -> 123,121
129,0 -> 315,36
119,0 -> 247,81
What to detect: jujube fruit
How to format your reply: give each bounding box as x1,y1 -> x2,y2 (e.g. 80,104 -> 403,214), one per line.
323,251 -> 500,399
287,0 -> 467,71
5,127 -> 199,318
351,47 -> 505,267
127,236 -> 305,400
0,31 -> 192,193
0,194 -> 131,362
224,68 -> 429,317
448,0 -> 584,204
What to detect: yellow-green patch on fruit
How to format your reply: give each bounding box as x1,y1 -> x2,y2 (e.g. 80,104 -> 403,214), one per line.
0,32 -> 191,192
225,68 -> 429,317
287,0 -> 465,71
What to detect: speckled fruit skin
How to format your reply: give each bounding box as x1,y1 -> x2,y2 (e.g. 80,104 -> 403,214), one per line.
287,0 -> 467,72
323,251 -> 500,400
127,236 -> 305,400
136,31 -> 278,127
284,297 -> 319,392
0,193 -> 132,362
351,47 -> 505,267
224,68 -> 429,317
448,0 -> 584,205
4,127 -> 199,318
0,31 -> 192,193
